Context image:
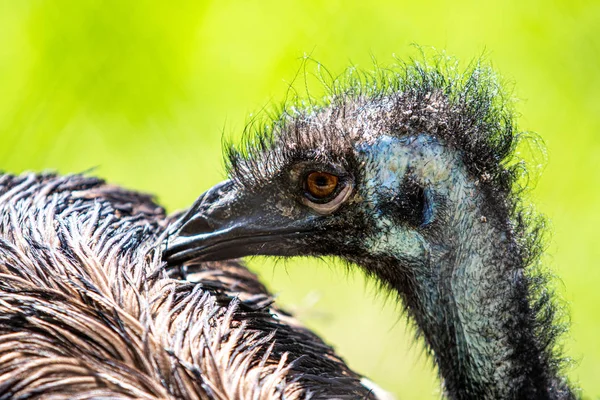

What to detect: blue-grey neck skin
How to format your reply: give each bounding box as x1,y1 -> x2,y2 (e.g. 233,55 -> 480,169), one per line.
355,135 -> 572,399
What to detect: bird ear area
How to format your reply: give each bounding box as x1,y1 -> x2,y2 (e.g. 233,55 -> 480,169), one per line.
387,174 -> 436,228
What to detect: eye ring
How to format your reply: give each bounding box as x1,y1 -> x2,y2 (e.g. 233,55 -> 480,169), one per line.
301,171 -> 353,215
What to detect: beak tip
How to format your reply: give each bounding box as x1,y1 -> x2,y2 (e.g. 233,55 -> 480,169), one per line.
162,235 -> 192,264
162,230 -> 221,265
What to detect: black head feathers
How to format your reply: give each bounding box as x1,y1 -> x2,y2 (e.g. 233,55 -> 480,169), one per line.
226,55 -> 521,199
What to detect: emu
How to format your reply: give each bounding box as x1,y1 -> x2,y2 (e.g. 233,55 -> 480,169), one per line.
0,173 -> 385,399
164,59 -> 576,399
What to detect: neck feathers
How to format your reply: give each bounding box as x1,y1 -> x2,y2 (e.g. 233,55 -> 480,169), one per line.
362,136 -> 573,399
423,168 -> 567,398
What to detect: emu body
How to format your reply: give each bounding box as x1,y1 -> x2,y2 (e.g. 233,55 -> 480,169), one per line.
0,173 -> 379,399
165,60 -> 575,399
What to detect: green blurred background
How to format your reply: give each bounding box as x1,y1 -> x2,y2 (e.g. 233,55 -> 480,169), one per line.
1,1 -> 598,398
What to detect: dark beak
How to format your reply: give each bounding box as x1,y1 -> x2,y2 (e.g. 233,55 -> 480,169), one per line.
162,180 -> 316,265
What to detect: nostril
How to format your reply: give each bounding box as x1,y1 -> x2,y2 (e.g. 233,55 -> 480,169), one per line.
178,215 -> 214,237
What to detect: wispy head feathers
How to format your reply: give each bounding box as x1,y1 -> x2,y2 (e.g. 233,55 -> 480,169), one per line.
225,53 -> 521,197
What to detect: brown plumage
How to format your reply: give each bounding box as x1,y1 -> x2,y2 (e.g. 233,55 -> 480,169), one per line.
0,173 -> 380,399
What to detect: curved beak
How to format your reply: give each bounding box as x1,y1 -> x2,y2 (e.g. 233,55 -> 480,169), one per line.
162,180 -> 316,265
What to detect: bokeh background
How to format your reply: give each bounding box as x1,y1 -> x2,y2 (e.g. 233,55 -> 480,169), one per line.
1,1 -> 599,398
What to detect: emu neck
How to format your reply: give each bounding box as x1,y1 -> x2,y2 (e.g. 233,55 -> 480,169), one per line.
414,178 -> 533,399
359,135 -> 569,399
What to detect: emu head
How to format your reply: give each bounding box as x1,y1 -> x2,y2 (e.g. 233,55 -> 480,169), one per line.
164,61 -> 518,291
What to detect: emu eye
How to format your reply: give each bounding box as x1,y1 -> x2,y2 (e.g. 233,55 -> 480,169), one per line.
301,171 -> 353,215
305,172 -> 339,200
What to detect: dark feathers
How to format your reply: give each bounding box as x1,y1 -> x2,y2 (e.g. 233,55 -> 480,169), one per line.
227,56 -> 517,194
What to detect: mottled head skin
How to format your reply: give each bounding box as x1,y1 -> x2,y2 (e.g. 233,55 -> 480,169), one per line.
165,59 -> 575,399
0,173 -> 382,399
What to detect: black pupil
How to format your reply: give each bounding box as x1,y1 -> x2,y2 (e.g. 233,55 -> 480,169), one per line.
315,175 -> 328,187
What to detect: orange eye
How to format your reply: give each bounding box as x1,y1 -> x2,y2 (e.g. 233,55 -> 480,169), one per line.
305,171 -> 339,200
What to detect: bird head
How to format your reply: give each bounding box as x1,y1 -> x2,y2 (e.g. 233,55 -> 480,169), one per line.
164,59 -> 518,287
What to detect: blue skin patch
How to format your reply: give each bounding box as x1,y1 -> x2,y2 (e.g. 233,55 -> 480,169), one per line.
352,134 -> 445,264
356,134 -> 442,226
